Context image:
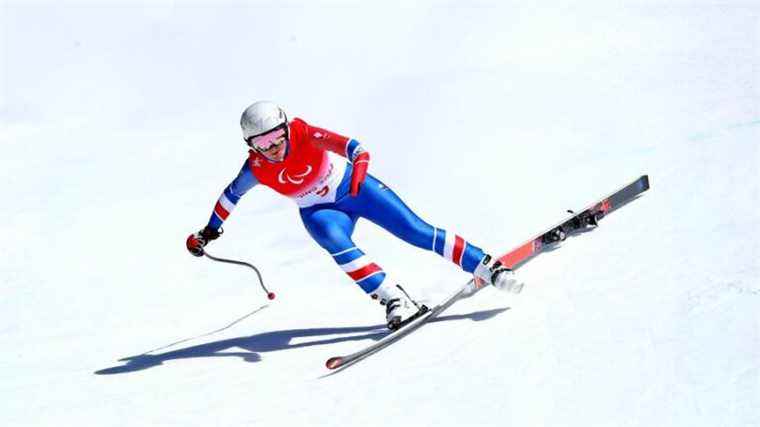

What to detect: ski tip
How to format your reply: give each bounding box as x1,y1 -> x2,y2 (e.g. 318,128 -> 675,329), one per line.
325,357 -> 344,370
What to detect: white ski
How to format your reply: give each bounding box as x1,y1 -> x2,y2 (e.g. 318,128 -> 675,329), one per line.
324,280 -> 480,371
323,175 -> 650,372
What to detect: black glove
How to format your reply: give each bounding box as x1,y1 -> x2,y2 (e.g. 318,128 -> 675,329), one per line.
186,226 -> 222,257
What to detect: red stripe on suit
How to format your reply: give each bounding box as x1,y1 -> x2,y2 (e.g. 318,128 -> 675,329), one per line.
347,263 -> 382,281
214,202 -> 230,220
452,235 -> 465,266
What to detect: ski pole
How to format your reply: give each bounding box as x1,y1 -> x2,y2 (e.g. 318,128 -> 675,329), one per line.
201,249 -> 276,300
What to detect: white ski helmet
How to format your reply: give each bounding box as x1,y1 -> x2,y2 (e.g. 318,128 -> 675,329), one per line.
240,101 -> 288,142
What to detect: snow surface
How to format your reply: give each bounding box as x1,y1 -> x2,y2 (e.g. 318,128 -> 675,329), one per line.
2,1 -> 758,426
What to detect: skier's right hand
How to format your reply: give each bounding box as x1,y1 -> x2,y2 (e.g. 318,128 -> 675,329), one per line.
186,226 -> 222,257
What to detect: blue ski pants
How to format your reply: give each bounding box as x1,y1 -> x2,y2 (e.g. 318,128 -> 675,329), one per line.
299,165 -> 486,294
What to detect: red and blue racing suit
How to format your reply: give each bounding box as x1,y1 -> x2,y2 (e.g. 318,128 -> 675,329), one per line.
207,118 -> 486,294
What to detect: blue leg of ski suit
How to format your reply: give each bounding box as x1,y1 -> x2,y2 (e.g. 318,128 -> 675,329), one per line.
299,165 -> 486,294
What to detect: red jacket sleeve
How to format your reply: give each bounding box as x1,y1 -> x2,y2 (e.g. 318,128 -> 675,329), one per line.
300,120 -> 353,158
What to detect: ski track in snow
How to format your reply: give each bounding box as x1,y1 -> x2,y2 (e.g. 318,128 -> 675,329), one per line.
2,2 -> 758,426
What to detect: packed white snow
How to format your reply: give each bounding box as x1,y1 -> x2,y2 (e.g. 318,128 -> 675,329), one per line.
2,1 -> 758,426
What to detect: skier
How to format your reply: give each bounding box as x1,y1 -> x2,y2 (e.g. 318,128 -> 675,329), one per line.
186,101 -> 522,330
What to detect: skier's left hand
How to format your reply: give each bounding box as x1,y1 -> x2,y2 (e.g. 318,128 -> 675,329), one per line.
350,151 -> 369,196
186,226 -> 222,256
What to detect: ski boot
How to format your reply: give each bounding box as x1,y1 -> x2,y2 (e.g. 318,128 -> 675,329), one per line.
371,281 -> 428,331
474,254 -> 524,293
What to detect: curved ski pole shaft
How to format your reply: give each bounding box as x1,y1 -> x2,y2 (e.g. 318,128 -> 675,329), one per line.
202,249 -> 276,300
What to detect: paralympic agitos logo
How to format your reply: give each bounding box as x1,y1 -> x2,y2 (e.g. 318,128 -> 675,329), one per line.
278,166 -> 312,185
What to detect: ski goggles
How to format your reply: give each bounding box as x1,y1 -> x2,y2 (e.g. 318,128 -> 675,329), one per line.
246,125 -> 288,151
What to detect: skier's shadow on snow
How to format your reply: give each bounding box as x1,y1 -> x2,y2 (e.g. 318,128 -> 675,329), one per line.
94,307 -> 508,375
